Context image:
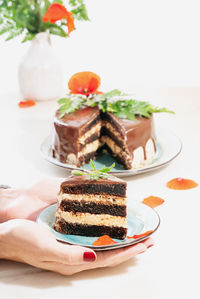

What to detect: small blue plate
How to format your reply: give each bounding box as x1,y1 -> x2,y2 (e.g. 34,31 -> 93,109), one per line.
37,201 -> 160,251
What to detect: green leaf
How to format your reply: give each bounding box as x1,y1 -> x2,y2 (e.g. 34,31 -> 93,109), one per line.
100,163 -> 115,173
58,97 -> 70,104
69,0 -> 77,6
71,170 -> 84,176
104,89 -> 125,98
22,31 -> 35,42
72,159 -> 115,180
49,24 -> 67,37
0,23 -> 13,35
5,27 -> 24,41
57,88 -> 174,121
71,4 -> 89,21
58,95 -> 84,118
109,162 -> 115,171
90,159 -> 97,171
69,0 -> 89,21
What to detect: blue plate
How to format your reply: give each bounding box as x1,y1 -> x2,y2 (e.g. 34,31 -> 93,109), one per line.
37,201 -> 160,251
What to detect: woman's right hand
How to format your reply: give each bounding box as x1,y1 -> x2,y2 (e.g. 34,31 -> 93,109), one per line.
0,219 -> 154,275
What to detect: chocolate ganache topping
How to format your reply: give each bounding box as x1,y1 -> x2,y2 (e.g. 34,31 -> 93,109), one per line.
52,106 -> 101,163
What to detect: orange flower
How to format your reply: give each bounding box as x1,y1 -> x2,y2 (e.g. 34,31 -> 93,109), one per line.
127,230 -> 153,239
42,3 -> 75,36
142,196 -> 165,208
93,235 -> 117,246
166,177 -> 198,190
68,71 -> 101,95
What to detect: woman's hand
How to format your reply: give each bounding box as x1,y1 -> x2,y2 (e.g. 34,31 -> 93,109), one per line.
0,219 -> 154,275
0,178 -> 63,222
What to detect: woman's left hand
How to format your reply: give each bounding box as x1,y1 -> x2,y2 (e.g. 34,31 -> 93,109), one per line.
0,178 -> 63,222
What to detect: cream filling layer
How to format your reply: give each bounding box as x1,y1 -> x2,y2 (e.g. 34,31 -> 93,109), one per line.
78,139 -> 100,157
66,139 -> 100,164
101,136 -> 156,169
79,122 -> 101,144
103,121 -> 124,141
55,210 -> 127,228
58,193 -> 126,206
101,135 -> 128,157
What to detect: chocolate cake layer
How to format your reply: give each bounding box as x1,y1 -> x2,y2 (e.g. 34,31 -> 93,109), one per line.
60,200 -> 126,217
101,112 -> 124,139
81,114 -> 101,135
102,126 -> 125,150
60,175 -> 127,197
54,219 -> 127,240
78,151 -> 98,166
58,193 -> 126,205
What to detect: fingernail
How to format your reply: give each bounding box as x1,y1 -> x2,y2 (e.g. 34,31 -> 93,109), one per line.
83,251 -> 96,262
147,244 -> 154,249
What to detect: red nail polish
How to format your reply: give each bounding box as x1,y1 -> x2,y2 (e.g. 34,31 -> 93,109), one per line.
147,244 -> 154,249
83,251 -> 96,262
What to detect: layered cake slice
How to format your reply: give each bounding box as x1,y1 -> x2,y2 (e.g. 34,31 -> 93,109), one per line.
52,106 -> 101,167
53,168 -> 127,240
101,112 -> 156,169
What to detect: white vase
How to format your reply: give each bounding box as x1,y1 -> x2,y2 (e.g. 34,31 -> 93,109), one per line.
18,32 -> 64,101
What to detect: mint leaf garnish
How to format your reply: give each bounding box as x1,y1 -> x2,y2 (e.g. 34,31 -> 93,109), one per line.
104,89 -> 126,98
58,90 -> 174,120
58,95 -> 84,118
71,160 -> 115,180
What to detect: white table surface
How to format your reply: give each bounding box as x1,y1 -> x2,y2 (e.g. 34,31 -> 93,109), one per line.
0,88 -> 200,299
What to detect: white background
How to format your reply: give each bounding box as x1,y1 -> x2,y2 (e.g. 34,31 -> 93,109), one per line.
1,0 -> 200,95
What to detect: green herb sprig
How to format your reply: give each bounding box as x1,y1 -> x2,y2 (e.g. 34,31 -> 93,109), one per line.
72,160 -> 115,180
58,89 -> 174,121
58,95 -> 85,118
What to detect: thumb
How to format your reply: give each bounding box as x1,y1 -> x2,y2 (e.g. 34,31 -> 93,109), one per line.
54,243 -> 97,265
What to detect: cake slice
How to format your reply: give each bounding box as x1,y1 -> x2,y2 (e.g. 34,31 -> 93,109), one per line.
53,169 -> 127,240
101,112 -> 156,169
52,106 -> 101,167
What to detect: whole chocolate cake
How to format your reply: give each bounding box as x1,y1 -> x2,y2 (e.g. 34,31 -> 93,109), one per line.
52,103 -> 156,170
52,71 -> 173,170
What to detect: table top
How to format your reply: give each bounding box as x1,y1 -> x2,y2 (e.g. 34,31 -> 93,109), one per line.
0,88 -> 200,299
